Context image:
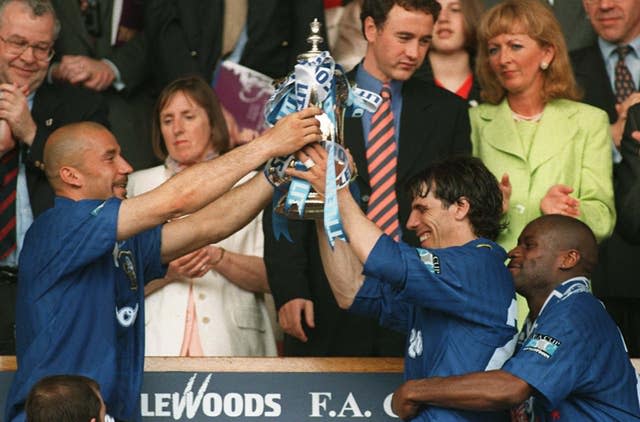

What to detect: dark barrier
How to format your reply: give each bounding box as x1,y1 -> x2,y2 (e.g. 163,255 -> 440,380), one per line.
2,357 -> 639,421
0,357 -> 404,421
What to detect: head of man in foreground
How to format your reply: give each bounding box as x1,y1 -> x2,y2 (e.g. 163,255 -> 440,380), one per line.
26,375 -> 106,422
44,122 -> 133,201
508,214 -> 598,317
404,155 -> 504,248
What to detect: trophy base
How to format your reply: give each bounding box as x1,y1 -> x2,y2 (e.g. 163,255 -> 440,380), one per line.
274,191 -> 324,220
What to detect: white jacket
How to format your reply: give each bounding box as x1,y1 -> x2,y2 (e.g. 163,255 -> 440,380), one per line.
127,165 -> 276,356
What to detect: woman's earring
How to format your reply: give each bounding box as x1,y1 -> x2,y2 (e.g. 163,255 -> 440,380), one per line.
540,62 -> 549,70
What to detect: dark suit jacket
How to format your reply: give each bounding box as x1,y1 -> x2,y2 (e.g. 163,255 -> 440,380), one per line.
570,44 -> 640,300
593,104 -> 640,300
570,44 -> 618,123
144,0 -> 327,89
263,74 -> 471,356
53,0 -> 148,96
51,0 -> 156,170
24,83 -> 109,217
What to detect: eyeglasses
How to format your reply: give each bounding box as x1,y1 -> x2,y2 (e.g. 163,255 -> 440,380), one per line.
0,35 -> 54,62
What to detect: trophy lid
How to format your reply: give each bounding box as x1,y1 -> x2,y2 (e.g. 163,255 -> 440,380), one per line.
297,19 -> 324,61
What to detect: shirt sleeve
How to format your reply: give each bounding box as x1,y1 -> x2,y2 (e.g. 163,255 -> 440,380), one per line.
502,300 -> 589,408
54,198 -> 121,271
350,276 -> 410,333
135,225 -> 166,284
362,234 -> 470,314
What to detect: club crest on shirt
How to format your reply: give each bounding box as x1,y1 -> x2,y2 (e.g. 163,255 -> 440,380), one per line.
115,304 -> 139,328
416,248 -> 441,274
522,333 -> 561,359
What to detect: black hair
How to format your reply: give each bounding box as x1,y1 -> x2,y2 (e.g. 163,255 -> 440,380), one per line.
360,0 -> 442,36
406,155 -> 505,240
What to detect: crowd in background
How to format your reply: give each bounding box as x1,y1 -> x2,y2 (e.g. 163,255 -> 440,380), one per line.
1,0 -> 639,358
1,0 -> 640,419
0,0 -> 640,355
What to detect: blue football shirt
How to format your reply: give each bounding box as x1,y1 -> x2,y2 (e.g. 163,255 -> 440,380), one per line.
6,197 -> 165,422
351,235 -> 518,421
503,277 -> 640,421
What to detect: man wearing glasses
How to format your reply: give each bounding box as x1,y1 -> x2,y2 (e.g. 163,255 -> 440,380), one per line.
0,0 -> 108,356
571,0 -> 640,357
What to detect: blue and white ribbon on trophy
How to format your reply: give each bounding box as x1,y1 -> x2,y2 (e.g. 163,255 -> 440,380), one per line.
263,51 -> 381,247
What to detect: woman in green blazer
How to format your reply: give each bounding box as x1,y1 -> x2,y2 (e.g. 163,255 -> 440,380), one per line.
471,0 -> 615,323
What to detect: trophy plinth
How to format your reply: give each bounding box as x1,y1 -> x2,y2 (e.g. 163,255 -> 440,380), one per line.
274,191 -> 325,220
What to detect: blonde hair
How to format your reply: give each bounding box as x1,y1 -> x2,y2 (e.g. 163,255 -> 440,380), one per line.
475,0 -> 581,104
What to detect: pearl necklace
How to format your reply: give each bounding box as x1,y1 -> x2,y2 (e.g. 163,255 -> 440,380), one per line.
511,110 -> 544,122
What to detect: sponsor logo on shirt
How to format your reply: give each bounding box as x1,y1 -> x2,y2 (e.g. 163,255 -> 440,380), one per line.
407,329 -> 423,358
416,249 -> 440,274
522,333 -> 560,359
116,303 -> 139,328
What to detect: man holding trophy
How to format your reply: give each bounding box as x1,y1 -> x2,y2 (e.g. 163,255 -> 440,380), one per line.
264,0 -> 472,357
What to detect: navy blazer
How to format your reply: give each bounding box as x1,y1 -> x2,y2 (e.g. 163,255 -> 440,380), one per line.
571,44 -> 618,123
145,0 -> 326,89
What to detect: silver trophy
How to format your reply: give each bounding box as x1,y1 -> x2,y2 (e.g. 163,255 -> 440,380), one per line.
265,19 -> 352,220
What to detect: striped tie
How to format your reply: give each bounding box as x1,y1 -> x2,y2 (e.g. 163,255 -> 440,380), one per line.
615,45 -> 635,104
366,83 -> 401,241
0,147 -> 18,259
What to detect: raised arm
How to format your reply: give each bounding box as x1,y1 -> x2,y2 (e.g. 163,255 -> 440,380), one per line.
315,222 -> 365,308
290,143 -> 384,262
288,144 -> 383,307
117,108 -> 322,241
159,172 -> 272,263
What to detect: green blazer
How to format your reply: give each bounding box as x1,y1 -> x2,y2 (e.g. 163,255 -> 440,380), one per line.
471,98 -> 615,252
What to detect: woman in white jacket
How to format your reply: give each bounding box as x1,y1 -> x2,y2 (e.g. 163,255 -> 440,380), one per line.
128,76 -> 276,356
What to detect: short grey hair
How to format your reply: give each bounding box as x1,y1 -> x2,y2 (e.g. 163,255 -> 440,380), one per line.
0,0 -> 61,40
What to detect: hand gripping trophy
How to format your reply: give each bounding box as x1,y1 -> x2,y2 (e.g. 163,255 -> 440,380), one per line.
263,19 -> 381,246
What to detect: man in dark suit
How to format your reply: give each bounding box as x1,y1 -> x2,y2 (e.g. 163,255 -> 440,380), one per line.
569,0 -> 640,357
570,0 -> 640,147
264,0 -> 471,356
594,104 -> 640,357
0,0 -> 108,355
144,0 -> 326,87
48,0 -> 155,170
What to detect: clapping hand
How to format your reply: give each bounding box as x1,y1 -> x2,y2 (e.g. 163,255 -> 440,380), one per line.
540,184 -> 580,217
165,245 -> 224,282
0,83 -> 36,144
